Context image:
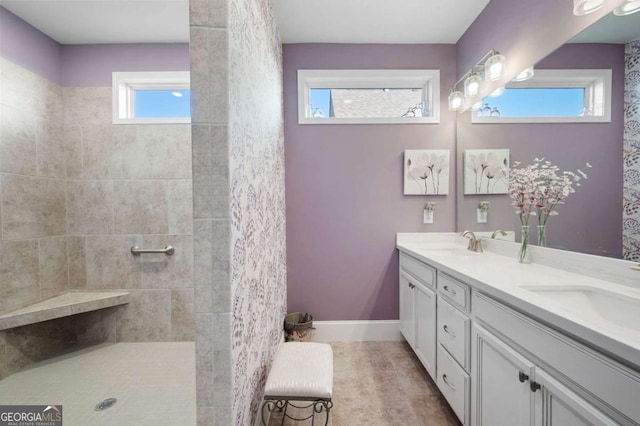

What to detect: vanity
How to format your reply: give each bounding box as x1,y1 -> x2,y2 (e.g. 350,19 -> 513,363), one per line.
397,233 -> 640,426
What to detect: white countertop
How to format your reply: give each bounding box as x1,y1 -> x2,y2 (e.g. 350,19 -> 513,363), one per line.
397,232 -> 640,371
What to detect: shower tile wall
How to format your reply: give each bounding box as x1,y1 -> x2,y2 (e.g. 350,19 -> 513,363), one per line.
62,85 -> 194,342
0,56 -> 195,379
190,0 -> 286,422
0,58 -> 70,378
190,0 -> 234,420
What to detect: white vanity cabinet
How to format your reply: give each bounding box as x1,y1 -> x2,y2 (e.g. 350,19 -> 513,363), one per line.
533,369 -> 620,426
472,324 -> 535,426
472,323 -> 618,426
473,292 -> 635,426
414,281 -> 437,376
397,248 -> 640,426
436,273 -> 472,425
399,271 -> 416,346
399,253 -> 437,378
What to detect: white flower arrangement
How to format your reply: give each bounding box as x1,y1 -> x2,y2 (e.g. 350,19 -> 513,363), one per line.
508,158 -> 591,227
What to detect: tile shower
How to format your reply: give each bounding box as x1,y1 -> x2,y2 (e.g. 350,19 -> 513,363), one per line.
0,35 -> 194,397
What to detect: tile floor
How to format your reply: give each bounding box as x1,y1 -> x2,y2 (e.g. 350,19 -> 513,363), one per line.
0,340 -> 460,426
268,341 -> 461,426
0,342 -> 196,426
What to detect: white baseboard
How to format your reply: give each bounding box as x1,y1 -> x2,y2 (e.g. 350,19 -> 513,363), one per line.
310,320 -> 402,342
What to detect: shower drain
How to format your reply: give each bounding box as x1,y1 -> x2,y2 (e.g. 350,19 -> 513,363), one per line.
95,398 -> 117,411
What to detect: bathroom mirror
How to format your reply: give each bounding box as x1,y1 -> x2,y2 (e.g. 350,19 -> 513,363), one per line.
456,10 -> 640,259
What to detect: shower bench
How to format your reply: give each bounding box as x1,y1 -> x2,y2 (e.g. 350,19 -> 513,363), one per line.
261,342 -> 333,425
0,291 -> 130,331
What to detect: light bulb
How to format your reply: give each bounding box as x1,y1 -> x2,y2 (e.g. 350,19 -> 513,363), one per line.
573,0 -> 604,15
484,53 -> 507,81
448,91 -> 464,111
464,73 -> 482,97
613,0 -> 640,15
512,66 -> 534,82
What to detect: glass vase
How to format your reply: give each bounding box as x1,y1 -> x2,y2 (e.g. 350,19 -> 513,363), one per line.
519,225 -> 532,263
537,224 -> 547,247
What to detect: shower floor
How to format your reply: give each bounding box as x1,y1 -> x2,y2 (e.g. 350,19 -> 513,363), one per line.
0,342 -> 196,426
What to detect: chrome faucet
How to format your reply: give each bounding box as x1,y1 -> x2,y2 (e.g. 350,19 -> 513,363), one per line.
491,229 -> 508,239
461,230 -> 483,252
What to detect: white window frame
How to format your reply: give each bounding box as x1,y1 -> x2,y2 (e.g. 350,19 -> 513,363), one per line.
112,71 -> 191,124
471,69 -> 612,124
297,69 -> 440,125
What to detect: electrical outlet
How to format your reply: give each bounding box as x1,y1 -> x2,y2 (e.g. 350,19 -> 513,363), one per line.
477,208 -> 487,223
424,209 -> 434,224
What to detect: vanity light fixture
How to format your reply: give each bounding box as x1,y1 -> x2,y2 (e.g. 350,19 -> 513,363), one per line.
613,0 -> 640,15
448,90 -> 464,111
573,0 -> 604,15
464,72 -> 482,97
512,66 -> 535,82
484,52 -> 507,81
448,49 -> 507,112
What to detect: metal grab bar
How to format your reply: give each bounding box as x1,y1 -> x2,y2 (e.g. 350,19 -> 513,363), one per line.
130,245 -> 175,256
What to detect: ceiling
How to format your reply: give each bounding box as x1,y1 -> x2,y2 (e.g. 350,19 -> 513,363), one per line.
1,0 -> 490,45
5,0 -> 637,47
273,0 -> 491,44
0,0 -> 189,44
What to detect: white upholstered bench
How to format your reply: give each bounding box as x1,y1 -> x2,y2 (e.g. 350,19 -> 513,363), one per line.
261,342 -> 334,426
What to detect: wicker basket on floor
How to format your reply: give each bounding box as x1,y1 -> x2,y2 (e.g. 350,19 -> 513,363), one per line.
284,312 -> 314,342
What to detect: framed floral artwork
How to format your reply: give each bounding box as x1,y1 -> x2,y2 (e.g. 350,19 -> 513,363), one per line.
404,150 -> 450,195
464,149 -> 510,195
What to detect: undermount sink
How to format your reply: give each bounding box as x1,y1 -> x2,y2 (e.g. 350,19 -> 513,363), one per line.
523,286 -> 640,330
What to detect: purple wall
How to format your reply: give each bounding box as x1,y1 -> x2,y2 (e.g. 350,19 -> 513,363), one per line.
284,44 -> 457,321
0,7 -> 62,84
0,7 -> 189,87
455,0 -> 622,108
456,43 -> 625,257
61,44 -> 189,87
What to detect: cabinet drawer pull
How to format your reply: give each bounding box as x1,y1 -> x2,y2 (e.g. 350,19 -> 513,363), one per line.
443,285 -> 457,295
518,371 -> 529,383
443,324 -> 457,338
442,374 -> 456,390
530,381 -> 541,392
409,283 -> 415,289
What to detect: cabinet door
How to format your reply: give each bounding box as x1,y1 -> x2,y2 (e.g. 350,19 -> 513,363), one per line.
414,282 -> 436,378
472,324 -> 535,426
533,369 -> 618,426
399,272 -> 415,347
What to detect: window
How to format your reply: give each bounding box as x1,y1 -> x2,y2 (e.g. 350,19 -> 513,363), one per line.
112,71 -> 191,124
472,69 -> 611,124
298,69 -> 440,124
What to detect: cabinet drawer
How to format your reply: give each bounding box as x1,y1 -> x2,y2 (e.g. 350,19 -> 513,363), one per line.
437,343 -> 470,425
473,292 -> 640,424
437,296 -> 470,371
400,252 -> 435,288
438,273 -> 470,311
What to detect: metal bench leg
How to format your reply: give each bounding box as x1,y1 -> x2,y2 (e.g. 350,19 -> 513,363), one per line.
261,399 -> 286,426
262,398 -> 332,425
